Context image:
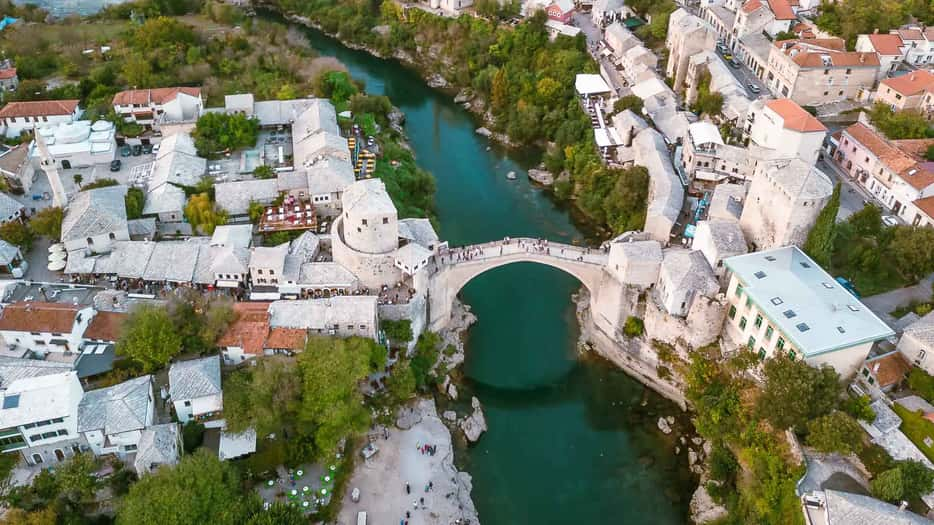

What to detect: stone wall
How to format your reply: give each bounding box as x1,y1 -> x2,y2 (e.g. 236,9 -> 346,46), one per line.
331,216 -> 402,289
644,293 -> 728,357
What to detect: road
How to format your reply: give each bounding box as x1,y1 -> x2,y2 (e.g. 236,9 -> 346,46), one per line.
817,157 -> 870,221
715,47 -> 767,99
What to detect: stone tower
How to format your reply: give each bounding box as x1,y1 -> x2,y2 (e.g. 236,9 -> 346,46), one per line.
340,178 -> 398,255
32,125 -> 67,207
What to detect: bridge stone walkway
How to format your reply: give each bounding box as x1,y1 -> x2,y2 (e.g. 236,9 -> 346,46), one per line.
436,237 -> 608,268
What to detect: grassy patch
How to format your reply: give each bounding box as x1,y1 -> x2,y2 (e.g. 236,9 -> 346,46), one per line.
856,439 -> 896,477
892,404 -> 934,463
892,300 -> 934,319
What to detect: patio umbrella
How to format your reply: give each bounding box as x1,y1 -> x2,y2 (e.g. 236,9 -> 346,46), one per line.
296,469 -> 303,477
47,260 -> 66,272
49,243 -> 65,253
48,252 -> 66,263
320,488 -> 328,496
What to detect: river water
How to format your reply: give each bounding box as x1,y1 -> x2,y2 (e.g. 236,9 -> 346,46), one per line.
287,20 -> 695,525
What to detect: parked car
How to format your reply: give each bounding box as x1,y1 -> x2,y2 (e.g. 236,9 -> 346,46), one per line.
131,144 -> 142,156
747,83 -> 761,94
142,143 -> 153,154
120,145 -> 131,157
882,215 -> 899,227
723,53 -> 733,61
109,159 -> 121,172
729,58 -> 741,68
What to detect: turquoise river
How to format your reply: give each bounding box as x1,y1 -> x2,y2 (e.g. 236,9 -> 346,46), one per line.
285,18 -> 697,525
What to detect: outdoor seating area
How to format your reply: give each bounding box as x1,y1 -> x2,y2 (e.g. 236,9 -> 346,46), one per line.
258,196 -> 318,233
257,463 -> 339,514
377,281 -> 416,306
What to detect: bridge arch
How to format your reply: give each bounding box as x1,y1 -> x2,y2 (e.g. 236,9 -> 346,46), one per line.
427,240 -> 613,331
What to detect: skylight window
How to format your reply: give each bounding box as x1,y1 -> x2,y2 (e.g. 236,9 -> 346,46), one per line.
847,305 -> 859,312
796,323 -> 810,332
765,256 -> 776,262
822,282 -> 834,289
783,310 -> 797,319
754,271 -> 767,279
3,395 -> 20,409
837,326 -> 846,334
799,262 -> 811,269
771,297 -> 783,305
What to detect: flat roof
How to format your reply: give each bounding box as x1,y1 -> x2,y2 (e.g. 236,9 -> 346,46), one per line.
724,246 -> 894,356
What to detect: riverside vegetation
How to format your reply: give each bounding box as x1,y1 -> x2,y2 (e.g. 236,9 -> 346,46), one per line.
263,1 -> 649,235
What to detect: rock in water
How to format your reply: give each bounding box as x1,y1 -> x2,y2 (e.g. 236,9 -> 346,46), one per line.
657,417 -> 672,435
447,383 -> 459,401
506,171 -> 517,180
443,410 -> 457,422
460,397 -> 487,442
475,127 -> 492,137
688,449 -> 698,466
454,88 -> 473,104
427,74 -> 448,88
527,168 -> 555,186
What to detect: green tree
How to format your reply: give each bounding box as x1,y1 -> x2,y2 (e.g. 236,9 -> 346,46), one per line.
185,193 -> 228,235
54,453 -> 98,505
315,71 -> 358,104
908,368 -> 934,403
804,183 -> 841,267
192,113 -> 260,158
28,207 -> 63,239
757,357 -> 842,432
411,332 -> 442,391
125,187 -> 146,220
684,349 -> 743,439
842,394 -> 877,422
115,305 -> 183,372
248,200 -> 265,223
380,319 -> 413,347
81,178 -> 119,190
116,451 -> 255,525
871,466 -> 905,502
1,508 -> 57,525
223,357 -> 301,436
253,165 -> 275,179
868,103 -> 932,139
0,221 -> 33,250
888,226 -> 934,280
386,359 -> 416,404
623,316 -> 644,337
848,204 -> 883,237
296,337 -> 373,456
245,502 -> 306,525
871,460 -> 934,502
805,411 -> 864,454
612,95 -> 643,116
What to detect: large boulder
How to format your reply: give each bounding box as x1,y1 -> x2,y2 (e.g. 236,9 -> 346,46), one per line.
690,481 -> 728,524
460,397 -> 487,443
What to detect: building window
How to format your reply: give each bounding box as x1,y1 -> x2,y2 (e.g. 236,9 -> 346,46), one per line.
383,217 -> 389,224
739,317 -> 747,330
757,348 -> 766,360
776,337 -> 785,350
764,325 -> 773,340
362,219 -> 368,226
57,429 -> 68,436
788,350 -> 796,361
269,269 -> 275,275
754,314 -> 762,328
734,283 -> 743,297
183,400 -> 191,407
747,336 -> 756,350
745,296 -> 752,308
728,305 -> 737,319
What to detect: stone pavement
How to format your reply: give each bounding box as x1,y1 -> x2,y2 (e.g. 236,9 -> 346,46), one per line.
817,158 -> 871,221
862,273 -> 934,325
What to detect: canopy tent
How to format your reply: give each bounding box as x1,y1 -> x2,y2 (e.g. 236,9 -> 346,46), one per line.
575,74 -> 611,96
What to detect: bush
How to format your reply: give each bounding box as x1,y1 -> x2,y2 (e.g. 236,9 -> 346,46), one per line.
192,112 -> 260,158
805,411 -> 864,454
908,368 -> 934,404
29,207 -> 63,239
182,421 -> 205,453
842,394 -> 876,422
623,316 -> 644,337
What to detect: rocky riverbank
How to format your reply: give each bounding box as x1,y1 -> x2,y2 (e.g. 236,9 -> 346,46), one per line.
340,399 -> 479,525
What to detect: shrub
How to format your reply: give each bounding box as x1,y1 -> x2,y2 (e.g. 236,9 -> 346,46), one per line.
623,316 -> 644,337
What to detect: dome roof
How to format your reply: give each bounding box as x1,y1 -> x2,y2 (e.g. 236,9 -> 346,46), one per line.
91,120 -> 114,132
53,121 -> 91,144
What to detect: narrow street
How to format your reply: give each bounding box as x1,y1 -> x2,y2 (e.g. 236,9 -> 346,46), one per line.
817,157 -> 870,221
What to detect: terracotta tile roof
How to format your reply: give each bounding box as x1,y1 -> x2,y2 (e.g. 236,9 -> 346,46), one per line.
84,311 -> 126,342
880,70 -> 934,97
843,123 -> 934,190
926,27 -> 934,42
765,99 -> 827,132
766,0 -> 796,20
898,28 -> 924,41
216,302 -> 269,357
869,352 -> 911,388
0,302 -> 80,333
913,195 -> 934,219
265,327 -> 307,350
0,68 -> 16,81
793,23 -> 815,38
741,0 -> 763,13
775,38 -> 879,68
112,87 -> 201,107
867,34 -> 904,56
0,99 -> 79,119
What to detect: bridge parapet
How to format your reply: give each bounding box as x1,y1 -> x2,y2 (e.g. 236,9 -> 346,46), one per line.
437,237 -> 608,268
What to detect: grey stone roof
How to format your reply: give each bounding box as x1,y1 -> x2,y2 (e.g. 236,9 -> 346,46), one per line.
268,297 -> 377,331
249,243 -> 289,274
62,185 -> 128,242
134,423 -> 180,476
616,239 -> 663,262
0,192 -> 21,221
824,489 -> 931,524
708,183 -> 745,221
144,133 -> 205,216
660,249 -> 719,297
0,240 -> 19,265
283,232 -> 320,281
701,218 -> 748,255
210,245 -> 250,277
766,159 -> 834,201
209,224 -> 252,249
341,178 -> 396,217
295,131 -> 349,168
93,241 -> 156,279
398,218 -> 439,250
870,398 -> 902,434
0,357 -> 72,389
77,375 -> 151,435
127,218 -> 157,238
306,157 -> 355,196
298,262 -> 358,287
169,355 -> 221,401
395,242 -> 432,271
142,240 -> 204,282
904,311 -> 934,348
215,179 -> 279,216
633,129 -> 684,229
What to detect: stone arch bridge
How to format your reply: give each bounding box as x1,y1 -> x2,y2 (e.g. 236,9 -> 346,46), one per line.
427,238 -> 625,336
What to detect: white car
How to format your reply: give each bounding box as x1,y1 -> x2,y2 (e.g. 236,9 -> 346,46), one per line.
882,215 -> 899,227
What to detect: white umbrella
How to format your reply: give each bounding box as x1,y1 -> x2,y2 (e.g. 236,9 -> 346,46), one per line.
49,243 -> 65,253
48,252 -> 66,263
47,260 -> 66,272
